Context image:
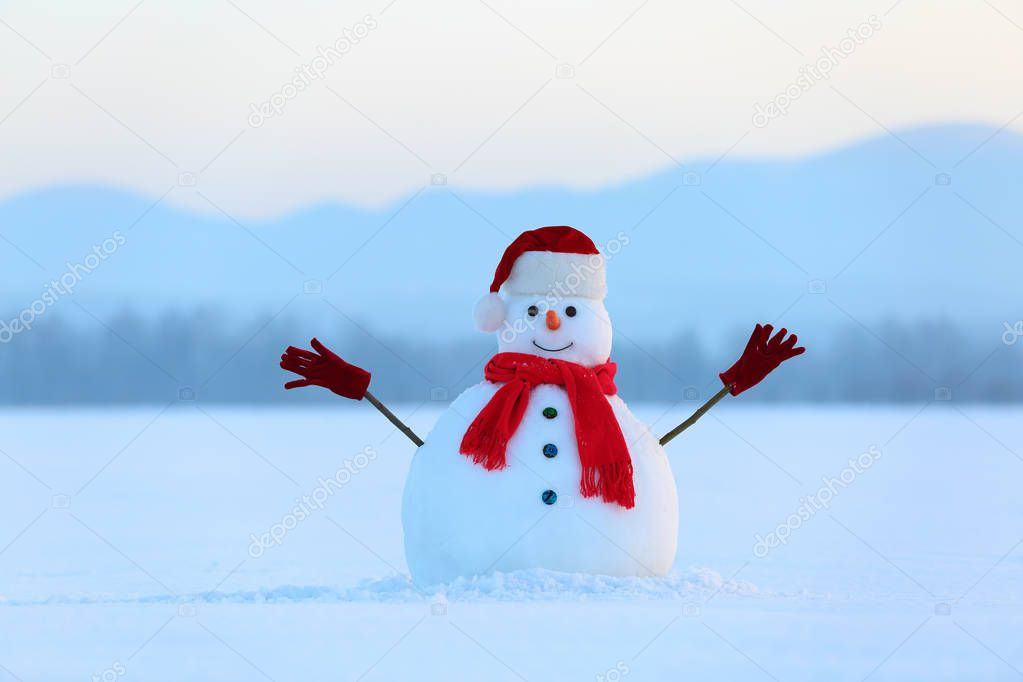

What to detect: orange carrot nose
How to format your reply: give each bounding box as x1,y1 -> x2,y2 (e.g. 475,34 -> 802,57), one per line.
546,310 -> 561,330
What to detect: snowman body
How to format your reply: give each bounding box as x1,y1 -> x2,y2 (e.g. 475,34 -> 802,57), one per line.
399,226 -> 681,585
402,380 -> 679,586
285,227 -> 792,585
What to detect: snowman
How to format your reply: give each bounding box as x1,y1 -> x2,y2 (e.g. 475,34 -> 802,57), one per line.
281,226 -> 804,586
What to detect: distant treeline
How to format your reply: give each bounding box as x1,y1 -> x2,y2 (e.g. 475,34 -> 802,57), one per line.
0,308 -> 1019,404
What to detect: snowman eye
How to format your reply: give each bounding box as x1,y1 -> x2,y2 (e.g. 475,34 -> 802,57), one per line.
565,306 -> 577,317
527,305 -> 539,317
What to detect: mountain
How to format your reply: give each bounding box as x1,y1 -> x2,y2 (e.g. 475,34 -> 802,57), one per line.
1,122 -> 1020,347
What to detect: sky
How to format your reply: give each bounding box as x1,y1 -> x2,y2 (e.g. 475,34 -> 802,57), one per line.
1,0 -> 1022,217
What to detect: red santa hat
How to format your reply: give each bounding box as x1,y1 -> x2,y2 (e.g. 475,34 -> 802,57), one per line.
473,226 -> 607,332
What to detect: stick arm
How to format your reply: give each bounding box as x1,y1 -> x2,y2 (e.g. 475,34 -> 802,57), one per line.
658,384 -> 731,446
658,323 -> 806,446
280,338 -> 425,447
363,389 -> 424,447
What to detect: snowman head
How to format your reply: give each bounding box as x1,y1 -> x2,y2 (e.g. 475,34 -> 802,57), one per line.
473,226 -> 612,367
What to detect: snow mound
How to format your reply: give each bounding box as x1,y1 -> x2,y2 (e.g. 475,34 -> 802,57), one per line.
407,567 -> 758,602
3,568 -> 758,606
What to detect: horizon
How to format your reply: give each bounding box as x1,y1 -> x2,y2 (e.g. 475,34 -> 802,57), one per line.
4,1 -> 1023,216
2,120 -> 1018,220
2,3 -> 1021,403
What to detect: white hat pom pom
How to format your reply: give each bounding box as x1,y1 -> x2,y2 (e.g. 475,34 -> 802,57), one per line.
473,293 -> 505,332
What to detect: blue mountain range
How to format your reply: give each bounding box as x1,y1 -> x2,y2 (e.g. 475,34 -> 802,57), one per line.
2,123 -> 1019,346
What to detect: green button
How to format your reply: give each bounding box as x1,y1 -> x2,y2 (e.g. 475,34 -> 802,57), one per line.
542,407 -> 557,419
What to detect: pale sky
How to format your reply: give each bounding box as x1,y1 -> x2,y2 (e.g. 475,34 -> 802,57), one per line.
1,0 -> 1021,217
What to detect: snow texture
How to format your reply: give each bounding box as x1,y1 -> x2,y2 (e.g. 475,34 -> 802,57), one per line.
1,405 -> 1021,681
1,567 -> 757,606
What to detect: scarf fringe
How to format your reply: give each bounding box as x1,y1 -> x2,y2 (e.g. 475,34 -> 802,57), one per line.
459,422 -> 509,471
581,461 -> 636,509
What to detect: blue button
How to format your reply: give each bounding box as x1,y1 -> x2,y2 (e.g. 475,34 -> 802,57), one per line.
541,489 -> 557,505
543,443 -> 558,458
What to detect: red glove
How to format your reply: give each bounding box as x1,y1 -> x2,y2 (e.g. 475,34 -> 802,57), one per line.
719,324 -> 805,396
280,338 -> 371,400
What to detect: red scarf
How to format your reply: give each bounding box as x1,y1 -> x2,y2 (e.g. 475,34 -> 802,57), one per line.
459,352 -> 635,509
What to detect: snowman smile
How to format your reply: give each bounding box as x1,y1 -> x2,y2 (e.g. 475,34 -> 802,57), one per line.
532,340 -> 574,353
